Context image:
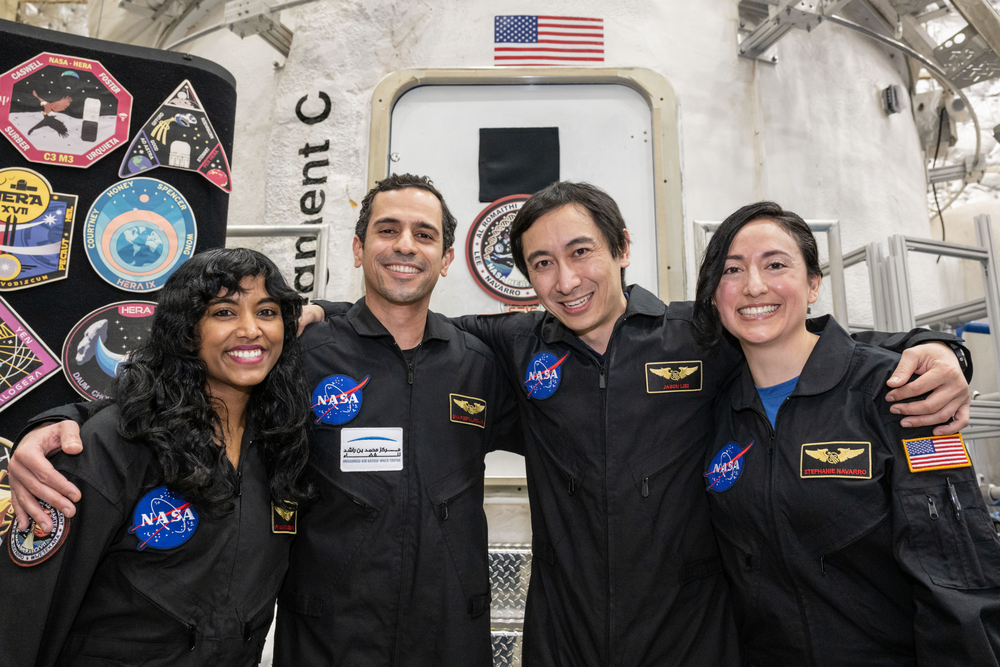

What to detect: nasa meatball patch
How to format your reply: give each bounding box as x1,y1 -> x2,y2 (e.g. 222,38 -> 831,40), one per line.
8,500 -> 69,566
800,442 -> 871,479
705,441 -> 753,492
645,360 -> 703,393
129,486 -> 199,550
524,351 -> 568,400
311,374 -> 369,425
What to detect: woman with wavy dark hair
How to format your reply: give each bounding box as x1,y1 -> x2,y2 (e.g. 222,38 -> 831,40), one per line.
694,202 -> 1000,666
0,248 -> 313,667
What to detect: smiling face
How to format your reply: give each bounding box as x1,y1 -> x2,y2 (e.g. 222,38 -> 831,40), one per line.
353,187 -> 455,312
198,275 -> 284,401
714,219 -> 821,352
521,203 -> 630,353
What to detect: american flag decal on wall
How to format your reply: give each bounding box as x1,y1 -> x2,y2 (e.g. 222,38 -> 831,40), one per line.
494,15 -> 604,66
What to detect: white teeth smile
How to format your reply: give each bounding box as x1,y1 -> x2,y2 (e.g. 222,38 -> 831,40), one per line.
386,264 -> 420,274
563,295 -> 591,309
229,349 -> 263,360
739,305 -> 778,317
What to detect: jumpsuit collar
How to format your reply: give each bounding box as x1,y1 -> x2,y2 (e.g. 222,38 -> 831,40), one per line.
731,314 -> 856,411
539,283 -> 666,350
346,297 -> 453,344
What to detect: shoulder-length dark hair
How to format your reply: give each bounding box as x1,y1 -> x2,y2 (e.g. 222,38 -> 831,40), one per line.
693,201 -> 822,349
113,247 -> 313,515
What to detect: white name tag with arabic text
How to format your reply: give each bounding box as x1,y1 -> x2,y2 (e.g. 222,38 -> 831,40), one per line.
340,427 -> 404,472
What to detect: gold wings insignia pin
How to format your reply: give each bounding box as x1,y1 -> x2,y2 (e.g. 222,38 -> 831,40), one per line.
455,399 -> 485,415
650,366 -> 698,381
275,506 -> 295,521
805,448 -> 865,465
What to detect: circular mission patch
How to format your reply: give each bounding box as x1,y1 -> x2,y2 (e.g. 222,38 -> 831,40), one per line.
465,195 -> 537,305
83,177 -> 196,292
8,500 -> 69,566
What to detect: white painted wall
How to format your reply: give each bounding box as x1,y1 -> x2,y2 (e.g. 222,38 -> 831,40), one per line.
90,0 -> 944,321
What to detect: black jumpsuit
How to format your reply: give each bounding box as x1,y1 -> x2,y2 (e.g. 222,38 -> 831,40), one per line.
706,315 -> 1000,666
0,404 -> 289,667
273,298 -> 521,666
453,286 -> 970,667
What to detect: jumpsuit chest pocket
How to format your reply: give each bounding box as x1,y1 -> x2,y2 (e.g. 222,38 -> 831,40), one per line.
315,461 -> 391,575
426,456 -> 491,617
898,479 -> 1000,589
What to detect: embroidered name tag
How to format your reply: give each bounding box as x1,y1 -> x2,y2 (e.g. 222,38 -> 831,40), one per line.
645,360 -> 703,393
341,427 -> 403,472
271,502 -> 297,534
450,393 -> 486,428
800,441 -> 871,479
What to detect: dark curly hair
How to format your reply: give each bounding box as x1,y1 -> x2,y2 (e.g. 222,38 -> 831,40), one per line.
693,201 -> 822,349
113,248 -> 313,516
354,173 -> 457,253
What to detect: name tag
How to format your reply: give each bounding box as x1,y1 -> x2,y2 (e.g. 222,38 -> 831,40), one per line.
340,427 -> 403,472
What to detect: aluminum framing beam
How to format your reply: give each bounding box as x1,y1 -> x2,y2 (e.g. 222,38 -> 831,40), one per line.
739,0 -> 856,59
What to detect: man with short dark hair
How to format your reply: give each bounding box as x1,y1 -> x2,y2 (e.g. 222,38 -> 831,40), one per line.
9,173 -> 520,667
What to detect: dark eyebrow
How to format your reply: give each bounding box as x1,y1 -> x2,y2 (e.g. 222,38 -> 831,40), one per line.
526,235 -> 597,265
725,249 -> 793,261
371,217 -> 441,236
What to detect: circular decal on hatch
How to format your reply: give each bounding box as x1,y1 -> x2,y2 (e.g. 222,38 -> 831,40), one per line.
465,195 -> 537,305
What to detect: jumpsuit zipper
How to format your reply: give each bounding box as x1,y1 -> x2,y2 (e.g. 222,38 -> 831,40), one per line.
599,314 -> 627,667
762,397 -> 819,667
391,342 -> 419,666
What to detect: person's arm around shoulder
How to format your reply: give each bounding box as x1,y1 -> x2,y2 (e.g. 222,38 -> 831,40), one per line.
878,338 -> 971,435
9,401 -> 107,532
0,414 -> 128,667
886,413 -> 1000,662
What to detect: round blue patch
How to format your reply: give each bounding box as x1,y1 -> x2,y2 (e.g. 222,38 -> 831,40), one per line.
83,178 -> 197,293
129,486 -> 199,551
312,374 -> 368,424
524,352 -> 565,400
705,441 -> 752,492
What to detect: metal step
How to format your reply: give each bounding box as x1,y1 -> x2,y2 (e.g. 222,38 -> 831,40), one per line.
490,545 -> 531,667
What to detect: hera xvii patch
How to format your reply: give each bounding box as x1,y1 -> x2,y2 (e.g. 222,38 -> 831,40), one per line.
0,167 -> 77,290
450,393 -> 487,428
62,301 -> 157,401
902,434 -> 970,473
524,351 -> 567,400
312,374 -> 369,425
119,81 -> 233,192
705,441 -> 753,492
800,442 -> 872,479
646,360 -> 703,393
0,52 -> 132,168
272,503 -> 297,534
129,486 -> 199,551
340,427 -> 404,472
0,295 -> 60,413
8,500 -> 69,566
466,195 -> 538,305
84,178 -> 197,292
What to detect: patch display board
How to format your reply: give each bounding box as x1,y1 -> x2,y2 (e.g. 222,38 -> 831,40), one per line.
0,20 -> 235,439
388,83 -> 659,317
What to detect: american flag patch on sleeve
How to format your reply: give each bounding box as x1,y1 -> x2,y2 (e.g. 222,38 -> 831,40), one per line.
901,434 -> 971,473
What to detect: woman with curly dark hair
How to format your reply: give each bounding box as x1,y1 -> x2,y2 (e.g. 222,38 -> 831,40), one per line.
0,248 -> 313,667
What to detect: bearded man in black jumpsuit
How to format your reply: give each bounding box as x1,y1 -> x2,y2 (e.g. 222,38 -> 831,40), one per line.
8,174 -> 521,667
